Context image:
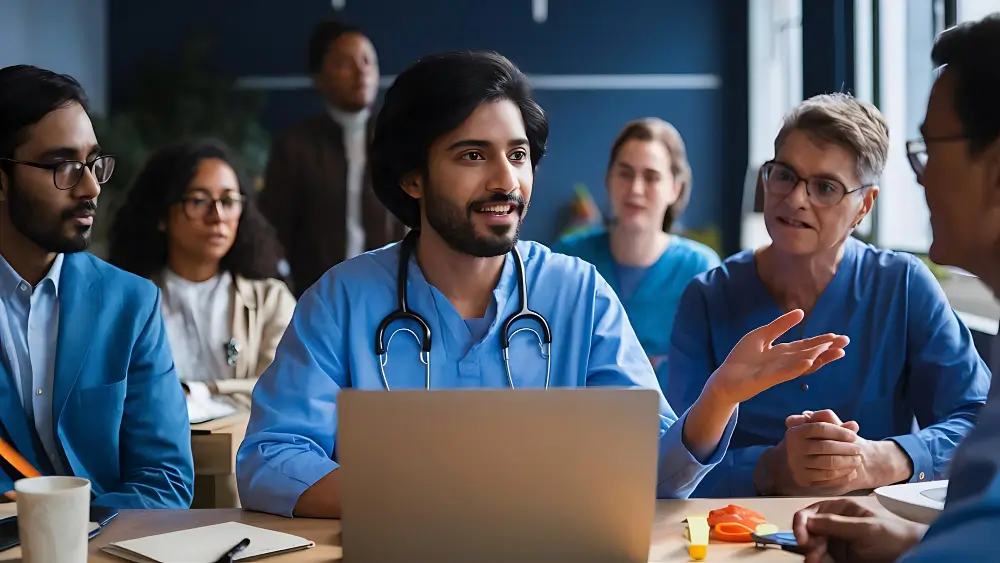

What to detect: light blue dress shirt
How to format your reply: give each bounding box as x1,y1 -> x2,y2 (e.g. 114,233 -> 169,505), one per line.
552,230 -> 721,386
236,240 -> 737,517
667,237 -> 991,497
0,253 -> 66,475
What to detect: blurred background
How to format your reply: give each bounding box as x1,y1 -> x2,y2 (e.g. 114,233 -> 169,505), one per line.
2,0 -> 997,347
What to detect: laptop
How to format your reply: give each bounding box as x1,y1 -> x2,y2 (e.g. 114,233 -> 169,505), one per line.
338,388 -> 661,563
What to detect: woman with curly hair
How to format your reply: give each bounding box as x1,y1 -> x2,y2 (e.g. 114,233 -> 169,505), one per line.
109,138 -> 295,401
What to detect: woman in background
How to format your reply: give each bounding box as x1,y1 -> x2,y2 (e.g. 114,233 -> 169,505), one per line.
553,118 -> 720,389
109,138 -> 295,401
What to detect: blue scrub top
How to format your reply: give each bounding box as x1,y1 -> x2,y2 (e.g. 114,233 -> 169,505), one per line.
666,237 -> 991,497
552,229 -> 720,385
236,239 -> 737,516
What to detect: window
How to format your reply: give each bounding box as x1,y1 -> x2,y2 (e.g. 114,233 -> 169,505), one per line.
868,0 -> 1000,252
861,0 -> 942,252
742,0 -> 802,250
956,0 -> 1000,22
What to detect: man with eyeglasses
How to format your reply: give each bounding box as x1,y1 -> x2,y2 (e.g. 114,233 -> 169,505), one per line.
664,92 -> 989,499
0,65 -> 194,508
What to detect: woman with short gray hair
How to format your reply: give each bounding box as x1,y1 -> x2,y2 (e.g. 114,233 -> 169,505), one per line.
664,92 -> 990,498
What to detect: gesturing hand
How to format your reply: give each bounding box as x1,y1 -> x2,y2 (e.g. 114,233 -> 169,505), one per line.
707,309 -> 850,405
792,498 -> 926,563
766,410 -> 863,495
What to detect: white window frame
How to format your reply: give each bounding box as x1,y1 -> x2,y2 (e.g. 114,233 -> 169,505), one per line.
873,0 -> 934,252
742,0 -> 803,250
956,0 -> 1000,22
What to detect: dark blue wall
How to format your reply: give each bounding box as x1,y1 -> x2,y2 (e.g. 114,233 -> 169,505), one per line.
802,0 -> 855,99
109,0 -> 748,248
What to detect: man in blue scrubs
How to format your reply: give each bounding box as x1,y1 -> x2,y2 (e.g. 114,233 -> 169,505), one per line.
236,51 -> 850,518
793,15 -> 1000,562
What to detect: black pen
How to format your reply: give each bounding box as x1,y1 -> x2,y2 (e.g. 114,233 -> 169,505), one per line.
215,537 -> 250,563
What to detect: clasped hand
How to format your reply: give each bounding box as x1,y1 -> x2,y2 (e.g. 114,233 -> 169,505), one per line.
761,408 -> 912,495
765,409 -> 866,495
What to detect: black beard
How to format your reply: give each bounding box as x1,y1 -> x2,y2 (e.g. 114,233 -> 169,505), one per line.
424,187 -> 525,258
6,176 -> 94,253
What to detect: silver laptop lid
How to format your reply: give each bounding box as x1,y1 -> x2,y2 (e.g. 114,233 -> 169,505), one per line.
338,388 -> 661,563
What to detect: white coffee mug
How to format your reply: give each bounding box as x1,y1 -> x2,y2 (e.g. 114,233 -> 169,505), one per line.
14,476 -> 91,563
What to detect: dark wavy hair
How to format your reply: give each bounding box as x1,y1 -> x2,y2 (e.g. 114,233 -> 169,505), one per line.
109,138 -> 286,281
370,51 -> 548,229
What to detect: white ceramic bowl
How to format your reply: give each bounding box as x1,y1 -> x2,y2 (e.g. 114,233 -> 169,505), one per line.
874,480 -> 948,525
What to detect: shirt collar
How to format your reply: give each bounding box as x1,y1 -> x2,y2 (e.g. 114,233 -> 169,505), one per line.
326,104 -> 370,131
404,243 -> 517,310
0,253 -> 64,298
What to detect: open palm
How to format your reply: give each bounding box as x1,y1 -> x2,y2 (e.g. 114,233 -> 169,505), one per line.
710,309 -> 850,405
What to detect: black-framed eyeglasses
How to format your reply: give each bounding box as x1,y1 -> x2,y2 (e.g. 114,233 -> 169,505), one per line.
760,160 -> 872,208
178,194 -> 245,221
906,135 -> 967,177
0,155 -> 115,190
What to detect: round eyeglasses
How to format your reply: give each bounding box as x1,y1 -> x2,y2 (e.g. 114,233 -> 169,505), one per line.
179,194 -> 245,221
761,161 -> 871,208
906,135 -> 967,178
0,155 -> 116,190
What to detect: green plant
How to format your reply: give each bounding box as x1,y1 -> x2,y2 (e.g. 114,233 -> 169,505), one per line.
89,32 -> 270,257
918,254 -> 951,282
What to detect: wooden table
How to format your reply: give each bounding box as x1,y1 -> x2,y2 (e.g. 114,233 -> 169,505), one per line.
189,412 -> 250,509
0,497 -> 881,562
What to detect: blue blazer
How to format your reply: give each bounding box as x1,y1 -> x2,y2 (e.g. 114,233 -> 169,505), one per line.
0,253 -> 194,509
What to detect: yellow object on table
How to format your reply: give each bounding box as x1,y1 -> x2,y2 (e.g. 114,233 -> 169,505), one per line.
686,515 -> 710,560
756,523 -> 780,535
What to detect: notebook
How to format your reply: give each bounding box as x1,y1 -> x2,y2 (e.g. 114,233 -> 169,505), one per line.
186,382 -> 239,424
101,521 -> 315,562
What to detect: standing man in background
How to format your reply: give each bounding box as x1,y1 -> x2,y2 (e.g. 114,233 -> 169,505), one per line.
260,20 -> 406,296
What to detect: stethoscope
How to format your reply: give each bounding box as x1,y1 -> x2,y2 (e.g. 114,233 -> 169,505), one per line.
374,230 -> 552,391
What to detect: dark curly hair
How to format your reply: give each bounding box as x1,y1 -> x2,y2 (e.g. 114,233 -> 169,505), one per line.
108,138 -> 287,282
370,51 -> 548,229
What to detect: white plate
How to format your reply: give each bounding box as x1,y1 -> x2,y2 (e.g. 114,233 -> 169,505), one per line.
874,480 -> 948,524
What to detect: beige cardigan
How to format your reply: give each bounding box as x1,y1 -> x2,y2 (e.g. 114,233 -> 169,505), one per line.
155,274 -> 296,397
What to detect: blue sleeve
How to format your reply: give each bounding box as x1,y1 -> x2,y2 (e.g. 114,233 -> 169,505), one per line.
898,396 -> 1000,562
236,281 -> 345,517
891,258 -> 991,482
586,273 -> 736,498
666,279 -> 759,497
93,291 -> 194,509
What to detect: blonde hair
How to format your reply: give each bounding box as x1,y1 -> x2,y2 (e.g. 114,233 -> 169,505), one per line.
607,118 -> 691,232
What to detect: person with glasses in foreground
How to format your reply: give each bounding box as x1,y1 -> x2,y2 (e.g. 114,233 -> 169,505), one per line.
0,65 -> 194,508
109,139 -> 295,404
664,92 -> 990,499
792,14 -> 1000,563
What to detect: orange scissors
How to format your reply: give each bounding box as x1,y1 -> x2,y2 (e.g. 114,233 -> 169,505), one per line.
711,522 -> 756,542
